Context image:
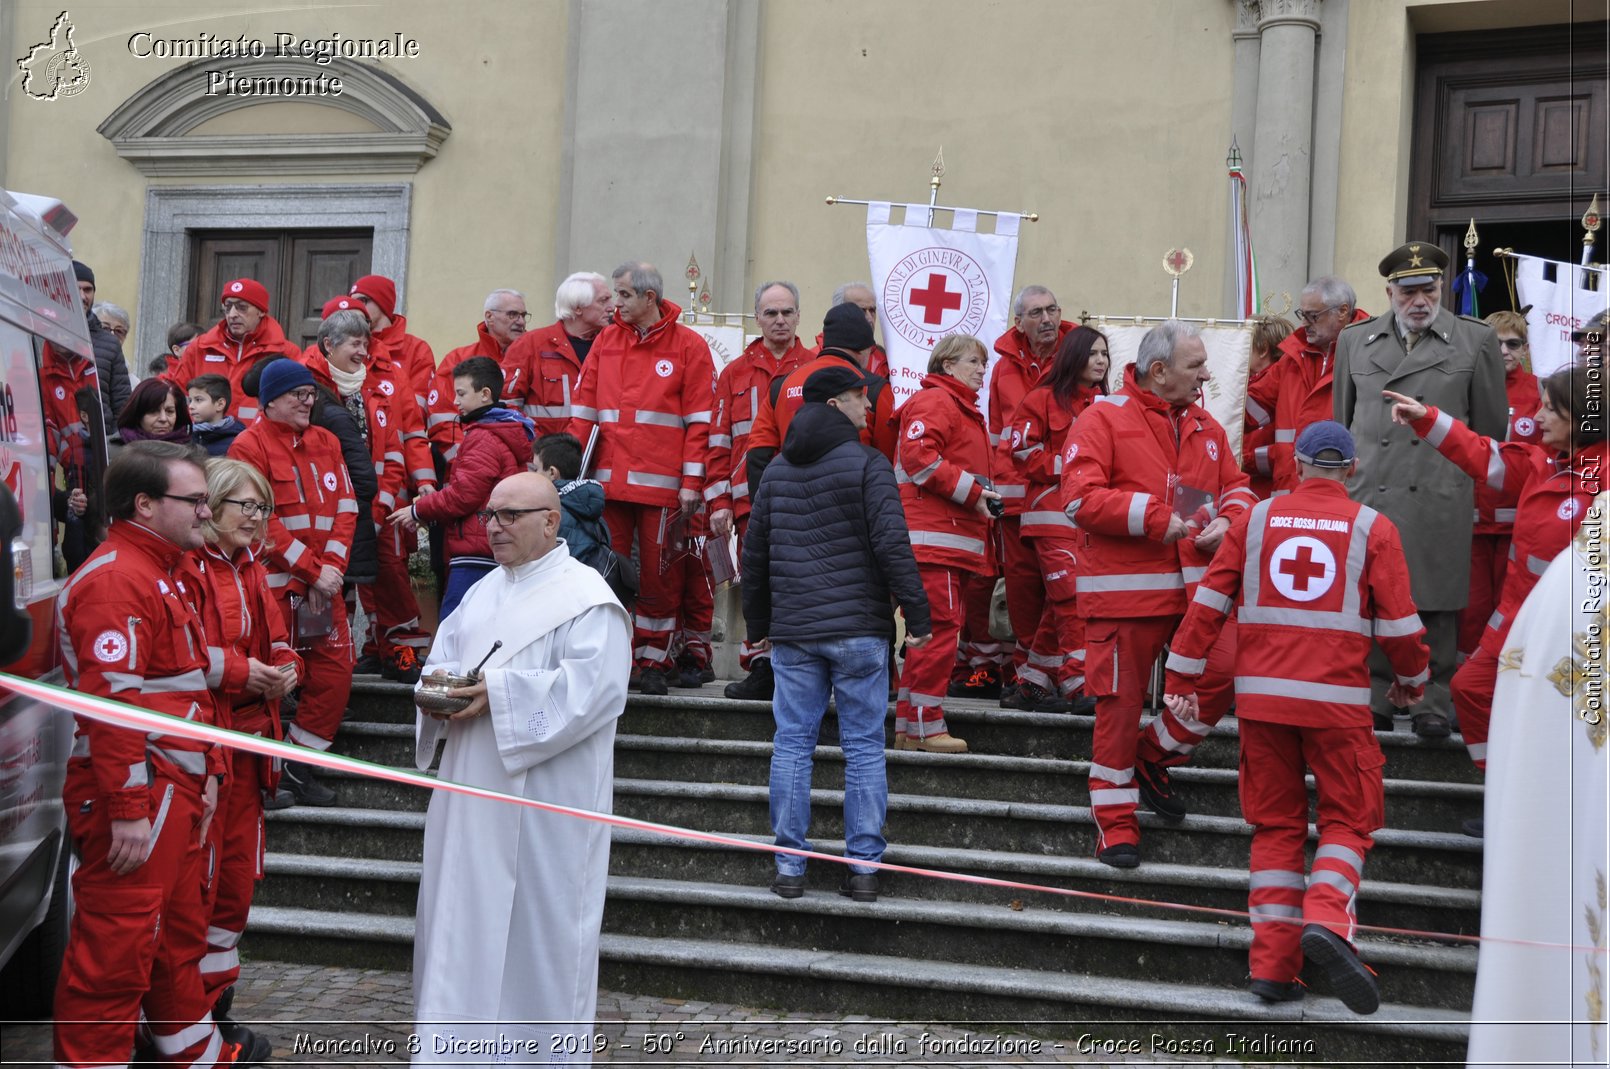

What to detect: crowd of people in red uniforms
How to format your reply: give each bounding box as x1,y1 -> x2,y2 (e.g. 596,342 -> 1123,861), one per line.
45,238 -> 1604,1064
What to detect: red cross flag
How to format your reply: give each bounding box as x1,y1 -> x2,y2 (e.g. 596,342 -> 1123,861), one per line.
866,202 -> 1020,409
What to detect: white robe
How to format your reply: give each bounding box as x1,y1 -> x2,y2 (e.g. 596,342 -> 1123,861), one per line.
1467,493 -> 1609,1068
411,544 -> 630,1067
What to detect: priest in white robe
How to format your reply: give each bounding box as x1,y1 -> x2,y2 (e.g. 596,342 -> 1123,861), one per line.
411,472 -> 630,1067
1467,491 -> 1608,1068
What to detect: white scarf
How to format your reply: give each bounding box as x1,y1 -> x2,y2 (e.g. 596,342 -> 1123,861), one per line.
329,361 -> 367,397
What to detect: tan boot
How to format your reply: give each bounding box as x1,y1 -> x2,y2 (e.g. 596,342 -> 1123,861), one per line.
903,732 -> 968,754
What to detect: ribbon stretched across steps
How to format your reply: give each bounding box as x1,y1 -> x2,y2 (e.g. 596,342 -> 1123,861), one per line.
6,670 -> 1599,957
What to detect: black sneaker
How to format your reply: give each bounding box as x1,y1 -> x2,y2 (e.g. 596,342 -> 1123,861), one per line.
699,666 -> 716,684
220,1026 -> 272,1067
281,760 -> 337,807
382,647 -> 423,685
1096,843 -> 1140,869
947,667 -> 1000,700
638,668 -> 669,696
262,785 -> 296,811
770,872 -> 805,899
1068,692 -> 1098,715
1411,711 -> 1451,738
1010,682 -> 1072,713
354,653 -> 383,675
839,872 -> 879,902
1300,923 -> 1379,1014
1249,978 -> 1305,1003
672,660 -> 705,689
997,681 -> 1018,708
723,658 -> 773,700
1136,760 -> 1187,824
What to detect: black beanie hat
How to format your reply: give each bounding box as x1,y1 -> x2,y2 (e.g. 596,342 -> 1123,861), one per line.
820,303 -> 875,353
72,260 -> 94,287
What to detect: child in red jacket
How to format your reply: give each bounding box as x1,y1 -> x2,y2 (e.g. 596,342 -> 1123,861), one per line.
390,356 -> 534,618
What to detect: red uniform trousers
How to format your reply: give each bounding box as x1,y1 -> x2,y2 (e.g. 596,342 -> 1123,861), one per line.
1239,719 -> 1382,983
1000,517 -> 1046,675
200,745 -> 268,1007
1458,533 -> 1509,661
953,573 -> 1006,683
1017,537 -> 1086,698
1451,646 -> 1498,770
278,592 -> 354,750
55,766 -> 223,1067
606,501 -> 686,669
898,563 -> 968,739
673,540 -> 715,669
358,521 -> 430,661
1085,614 -> 1235,851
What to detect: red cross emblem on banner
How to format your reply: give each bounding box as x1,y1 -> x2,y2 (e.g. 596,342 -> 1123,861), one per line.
908,273 -> 963,326
1268,535 -> 1336,602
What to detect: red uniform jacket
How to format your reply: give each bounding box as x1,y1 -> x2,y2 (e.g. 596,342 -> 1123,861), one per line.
1164,479 -> 1429,727
1241,362 -> 1278,500
227,418 -> 358,596
372,314 -> 437,417
426,324 -> 520,461
705,337 -> 813,520
896,373 -> 995,574
58,521 -> 225,818
42,344 -> 98,470
300,349 -> 410,518
565,300 -> 715,509
1061,365 -> 1258,619
503,320 -> 594,440
412,409 -> 536,561
178,542 -> 302,737
165,317 -> 302,423
1415,405 -> 1604,656
357,332 -> 436,494
746,352 -> 897,462
1001,382 -> 1100,536
1244,309 -> 1370,494
1473,365 -> 1544,532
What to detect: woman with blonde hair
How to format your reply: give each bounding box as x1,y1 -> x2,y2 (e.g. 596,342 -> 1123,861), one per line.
177,456 -> 302,1058
892,334 -> 1002,753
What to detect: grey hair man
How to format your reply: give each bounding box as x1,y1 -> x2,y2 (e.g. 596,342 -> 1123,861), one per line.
1333,240 -> 1507,736
481,287 -> 529,352
503,271 -> 616,437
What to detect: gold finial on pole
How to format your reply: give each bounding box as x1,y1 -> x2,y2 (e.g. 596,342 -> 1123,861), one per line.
930,147 -> 945,188
1464,218 -> 1479,253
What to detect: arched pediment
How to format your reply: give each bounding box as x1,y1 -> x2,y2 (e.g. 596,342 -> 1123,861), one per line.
98,56 -> 450,176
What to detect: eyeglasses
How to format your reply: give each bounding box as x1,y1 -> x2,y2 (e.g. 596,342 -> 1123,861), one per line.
159,493 -> 211,514
493,309 -> 531,322
476,506 -> 555,527
1021,305 -> 1061,321
1498,337 -> 1527,351
285,388 -> 318,404
222,498 -> 273,519
221,299 -> 257,315
758,308 -> 798,319
1296,307 -> 1336,325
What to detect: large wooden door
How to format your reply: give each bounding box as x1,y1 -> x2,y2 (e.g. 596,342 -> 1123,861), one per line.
190,230 -> 373,346
1409,22 -> 1608,313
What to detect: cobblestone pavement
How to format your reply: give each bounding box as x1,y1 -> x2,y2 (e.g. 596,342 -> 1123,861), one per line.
3,960 -> 1303,1067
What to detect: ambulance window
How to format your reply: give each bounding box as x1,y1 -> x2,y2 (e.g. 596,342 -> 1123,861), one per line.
35,339 -> 107,578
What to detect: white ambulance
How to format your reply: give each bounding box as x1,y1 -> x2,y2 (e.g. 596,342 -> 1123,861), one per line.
0,188 -> 108,1016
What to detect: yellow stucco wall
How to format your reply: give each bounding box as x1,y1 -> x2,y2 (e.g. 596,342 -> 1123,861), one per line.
4,0 -> 570,359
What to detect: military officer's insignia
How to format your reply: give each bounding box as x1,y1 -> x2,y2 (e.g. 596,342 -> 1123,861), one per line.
1408,245 -> 1424,268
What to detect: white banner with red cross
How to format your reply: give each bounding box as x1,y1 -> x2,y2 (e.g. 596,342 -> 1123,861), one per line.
866,202 -> 1020,410
1514,254 -> 1608,377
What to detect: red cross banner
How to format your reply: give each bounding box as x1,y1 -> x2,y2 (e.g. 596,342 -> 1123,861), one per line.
866,201 -> 1020,409
1514,254 -> 1607,377
1093,319 -> 1251,458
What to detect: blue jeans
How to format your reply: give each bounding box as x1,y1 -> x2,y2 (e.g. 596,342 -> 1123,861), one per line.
440,561 -> 496,621
769,635 -> 890,877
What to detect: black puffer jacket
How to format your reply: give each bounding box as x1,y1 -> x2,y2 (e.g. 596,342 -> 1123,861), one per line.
88,312 -> 130,433
242,355 -> 379,585
743,402 -> 929,642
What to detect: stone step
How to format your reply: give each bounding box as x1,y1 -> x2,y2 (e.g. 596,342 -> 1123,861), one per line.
252,859 -> 1474,1011
264,775 -> 1483,893
323,725 -> 1483,834
243,906 -> 1469,1064
346,681 -> 1482,783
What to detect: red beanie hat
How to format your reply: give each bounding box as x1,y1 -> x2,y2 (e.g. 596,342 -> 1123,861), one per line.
221,278 -> 270,314
322,295 -> 362,319
350,274 -> 397,320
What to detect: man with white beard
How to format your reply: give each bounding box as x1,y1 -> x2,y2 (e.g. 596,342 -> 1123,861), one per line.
411,471 -> 630,1065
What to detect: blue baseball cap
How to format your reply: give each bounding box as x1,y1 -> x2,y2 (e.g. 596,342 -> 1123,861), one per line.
1294,420 -> 1356,468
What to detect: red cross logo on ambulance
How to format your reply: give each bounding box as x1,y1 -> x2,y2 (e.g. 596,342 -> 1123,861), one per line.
655,359 -> 674,378
323,472 -> 338,492
93,629 -> 129,664
881,247 -> 990,350
1560,497 -> 1584,521
1268,536 -> 1336,602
